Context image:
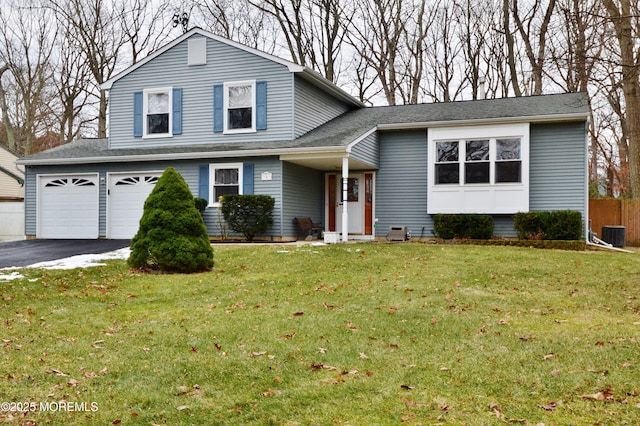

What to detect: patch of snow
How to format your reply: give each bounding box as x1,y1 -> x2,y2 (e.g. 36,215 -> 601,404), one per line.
27,247 -> 131,270
0,271 -> 25,281
0,247 -> 132,272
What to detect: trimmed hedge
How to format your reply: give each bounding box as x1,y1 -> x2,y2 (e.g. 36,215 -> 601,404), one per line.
219,194 -> 275,242
514,210 -> 582,240
433,214 -> 494,239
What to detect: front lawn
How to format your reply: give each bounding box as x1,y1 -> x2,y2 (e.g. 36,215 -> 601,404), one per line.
1,243 -> 639,425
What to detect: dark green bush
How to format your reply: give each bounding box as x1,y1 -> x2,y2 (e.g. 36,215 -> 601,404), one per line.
514,210 -> 582,240
194,198 -> 208,215
219,194 -> 275,242
513,212 -> 545,239
433,214 -> 494,239
128,168 -> 214,273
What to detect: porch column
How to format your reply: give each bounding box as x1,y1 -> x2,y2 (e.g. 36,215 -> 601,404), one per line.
341,157 -> 349,242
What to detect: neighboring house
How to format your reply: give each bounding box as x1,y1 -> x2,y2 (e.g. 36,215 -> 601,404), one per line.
0,144 -> 25,240
17,28 -> 589,241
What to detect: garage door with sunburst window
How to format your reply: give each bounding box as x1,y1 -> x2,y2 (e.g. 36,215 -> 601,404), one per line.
38,174 -> 99,239
108,173 -> 161,239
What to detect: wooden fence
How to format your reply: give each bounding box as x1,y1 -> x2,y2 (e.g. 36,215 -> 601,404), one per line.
589,199 -> 640,246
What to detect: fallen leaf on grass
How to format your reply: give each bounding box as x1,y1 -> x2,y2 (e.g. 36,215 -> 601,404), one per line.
543,353 -> 554,361
310,363 -> 337,371
400,384 -> 414,390
67,378 -> 81,387
249,351 -> 267,358
359,352 -> 369,359
539,402 -> 557,411
49,368 -> 68,377
293,311 -> 304,316
176,405 -> 189,411
580,389 -> 613,401
260,389 -> 282,397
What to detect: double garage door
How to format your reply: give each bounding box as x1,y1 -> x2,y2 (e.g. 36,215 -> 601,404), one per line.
38,172 -> 160,239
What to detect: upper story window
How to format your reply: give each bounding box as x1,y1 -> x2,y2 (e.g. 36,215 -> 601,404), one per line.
224,81 -> 256,133
133,87 -> 182,139
145,89 -> 171,136
428,123 -> 529,214
213,81 -> 267,134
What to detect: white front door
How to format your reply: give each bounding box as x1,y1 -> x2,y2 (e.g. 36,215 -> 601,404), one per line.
334,174 -> 364,235
108,173 -> 161,239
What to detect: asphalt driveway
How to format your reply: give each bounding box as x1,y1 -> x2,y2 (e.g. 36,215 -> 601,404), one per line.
0,239 -> 130,269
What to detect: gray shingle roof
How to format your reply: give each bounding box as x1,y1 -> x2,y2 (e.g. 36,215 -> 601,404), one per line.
19,92 -> 588,165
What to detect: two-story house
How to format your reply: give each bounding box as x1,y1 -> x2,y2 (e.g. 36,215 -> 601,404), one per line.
17,28 -> 589,241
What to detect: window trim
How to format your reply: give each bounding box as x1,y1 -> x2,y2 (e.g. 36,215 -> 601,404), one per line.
428,123 -> 529,214
143,87 -> 173,138
209,162 -> 244,207
223,80 -> 256,134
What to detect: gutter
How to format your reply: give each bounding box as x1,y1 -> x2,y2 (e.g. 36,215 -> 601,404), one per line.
0,164 -> 24,185
375,112 -> 590,131
16,145 -> 349,166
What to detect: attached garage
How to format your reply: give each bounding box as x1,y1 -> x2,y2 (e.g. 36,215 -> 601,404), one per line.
107,172 -> 161,239
37,174 -> 99,239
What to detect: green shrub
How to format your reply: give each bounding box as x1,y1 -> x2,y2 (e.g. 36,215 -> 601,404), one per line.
194,198 -> 208,215
219,194 -> 275,242
544,210 -> 583,240
513,212 -> 545,239
433,214 -> 494,239
128,168 -> 214,273
514,210 -> 582,240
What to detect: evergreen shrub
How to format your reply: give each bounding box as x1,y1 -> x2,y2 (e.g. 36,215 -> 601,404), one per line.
514,210 -> 582,240
433,214 -> 494,239
219,194 -> 275,242
128,167 -> 214,273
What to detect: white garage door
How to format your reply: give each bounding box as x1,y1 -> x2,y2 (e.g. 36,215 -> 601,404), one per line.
108,173 -> 160,239
38,174 -> 99,239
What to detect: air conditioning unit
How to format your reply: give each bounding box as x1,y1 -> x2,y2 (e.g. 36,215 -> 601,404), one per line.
388,226 -> 408,241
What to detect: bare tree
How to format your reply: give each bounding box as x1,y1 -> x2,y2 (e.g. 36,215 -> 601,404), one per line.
0,3 -> 57,155
423,2 -> 465,102
347,0 -> 406,105
503,0 -> 522,96
248,0 -> 347,82
602,0 -> 640,198
53,23 -> 95,144
194,0 -> 278,53
511,0 -> 557,95
119,0 -> 175,65
47,0 -> 129,139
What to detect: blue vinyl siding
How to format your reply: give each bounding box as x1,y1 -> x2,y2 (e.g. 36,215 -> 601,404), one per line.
375,129 -> 430,238
294,75 -> 352,138
529,121 -> 587,213
109,35 -> 294,148
350,131 -> 379,169
25,157 -> 284,239
281,162 -> 324,238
